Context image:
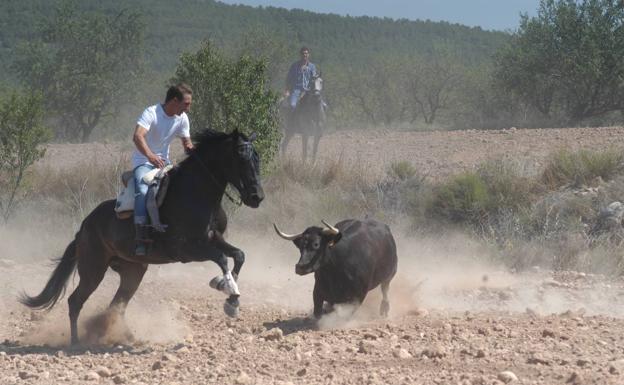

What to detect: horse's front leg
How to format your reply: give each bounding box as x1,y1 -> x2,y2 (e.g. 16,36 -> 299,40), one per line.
207,232 -> 245,318
209,252 -> 241,318
209,231 -> 245,278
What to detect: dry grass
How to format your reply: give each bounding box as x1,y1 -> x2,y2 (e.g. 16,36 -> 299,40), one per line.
8,148 -> 624,275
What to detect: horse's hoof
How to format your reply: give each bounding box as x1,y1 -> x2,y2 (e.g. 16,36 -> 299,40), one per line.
224,296 -> 239,318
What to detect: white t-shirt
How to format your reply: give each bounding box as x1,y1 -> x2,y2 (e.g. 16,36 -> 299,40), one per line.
132,104 -> 191,168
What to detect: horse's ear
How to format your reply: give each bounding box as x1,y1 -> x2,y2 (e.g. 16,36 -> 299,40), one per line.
248,132 -> 257,142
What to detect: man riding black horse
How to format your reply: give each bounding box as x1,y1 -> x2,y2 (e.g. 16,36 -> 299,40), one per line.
281,47 -> 326,162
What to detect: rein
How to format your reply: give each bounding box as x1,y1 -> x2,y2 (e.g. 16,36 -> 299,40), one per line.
189,150 -> 243,207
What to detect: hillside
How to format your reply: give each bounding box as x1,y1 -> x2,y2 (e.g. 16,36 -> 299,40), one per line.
0,0 -> 508,84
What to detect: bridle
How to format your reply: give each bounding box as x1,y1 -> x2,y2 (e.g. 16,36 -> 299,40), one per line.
187,141 -> 258,207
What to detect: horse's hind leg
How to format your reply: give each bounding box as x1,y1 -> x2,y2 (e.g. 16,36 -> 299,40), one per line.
301,134 -> 309,162
281,130 -> 294,158
67,250 -> 109,345
107,259 -> 147,343
312,132 -> 322,163
109,259 -> 147,314
380,279 -> 391,317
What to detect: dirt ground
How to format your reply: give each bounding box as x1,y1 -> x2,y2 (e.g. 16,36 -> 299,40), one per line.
3,127 -> 624,385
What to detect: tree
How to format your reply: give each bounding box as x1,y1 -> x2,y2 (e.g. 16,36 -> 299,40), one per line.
346,57 -> 409,127
233,25 -> 293,91
0,91 -> 51,222
494,0 -> 624,125
12,0 -> 145,142
406,50 -> 460,125
173,40 -> 281,169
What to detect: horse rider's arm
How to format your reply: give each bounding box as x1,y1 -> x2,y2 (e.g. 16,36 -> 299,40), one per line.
133,124 -> 165,168
180,136 -> 194,154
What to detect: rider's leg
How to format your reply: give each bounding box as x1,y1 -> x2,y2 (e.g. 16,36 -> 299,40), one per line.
133,163 -> 156,256
289,89 -> 302,110
287,88 -> 302,128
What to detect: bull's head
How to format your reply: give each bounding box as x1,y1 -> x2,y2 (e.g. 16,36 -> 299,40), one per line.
274,220 -> 342,275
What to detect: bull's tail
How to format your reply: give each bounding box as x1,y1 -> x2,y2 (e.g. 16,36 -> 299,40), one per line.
20,239 -> 78,310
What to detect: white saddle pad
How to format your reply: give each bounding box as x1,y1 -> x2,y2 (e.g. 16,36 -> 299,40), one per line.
114,166 -> 172,214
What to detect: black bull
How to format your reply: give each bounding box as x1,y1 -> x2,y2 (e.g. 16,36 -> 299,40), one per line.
274,219 -> 398,318
20,130 -> 264,345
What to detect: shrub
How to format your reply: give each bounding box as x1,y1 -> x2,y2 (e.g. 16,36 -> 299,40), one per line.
477,158 -> 535,212
541,149 -> 624,189
388,161 -> 417,181
0,91 -> 51,222
428,172 -> 489,224
173,40 -> 281,170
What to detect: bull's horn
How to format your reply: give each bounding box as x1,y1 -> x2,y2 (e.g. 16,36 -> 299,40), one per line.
321,219 -> 340,235
273,223 -> 302,240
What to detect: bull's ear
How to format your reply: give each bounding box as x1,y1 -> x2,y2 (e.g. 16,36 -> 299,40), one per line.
327,233 -> 342,248
293,236 -> 304,249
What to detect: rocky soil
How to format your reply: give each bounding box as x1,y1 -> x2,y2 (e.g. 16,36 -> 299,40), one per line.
3,127 -> 624,384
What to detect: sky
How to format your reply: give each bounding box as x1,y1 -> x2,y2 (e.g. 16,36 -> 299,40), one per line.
218,0 -> 540,31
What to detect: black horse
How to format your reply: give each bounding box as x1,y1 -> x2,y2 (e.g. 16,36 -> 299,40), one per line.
20,129 -> 264,345
280,76 -> 326,162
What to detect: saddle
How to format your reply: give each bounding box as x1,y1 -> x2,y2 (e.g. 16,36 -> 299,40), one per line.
114,165 -> 172,232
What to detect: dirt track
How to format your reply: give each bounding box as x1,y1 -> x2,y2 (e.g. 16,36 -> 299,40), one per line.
3,127 -> 624,385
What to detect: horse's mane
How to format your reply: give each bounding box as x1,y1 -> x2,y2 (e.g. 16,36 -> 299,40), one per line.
175,129 -> 244,170
194,129 -> 232,148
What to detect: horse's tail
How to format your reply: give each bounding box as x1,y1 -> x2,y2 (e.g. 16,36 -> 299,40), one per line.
20,239 -> 78,310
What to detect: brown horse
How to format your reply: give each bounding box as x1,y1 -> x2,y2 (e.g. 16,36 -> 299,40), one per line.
20,129 -> 264,345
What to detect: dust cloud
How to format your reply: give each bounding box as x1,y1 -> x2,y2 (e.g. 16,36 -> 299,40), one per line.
2,199 -> 624,347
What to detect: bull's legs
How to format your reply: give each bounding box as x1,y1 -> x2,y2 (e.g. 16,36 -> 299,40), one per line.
380,280 -> 391,317
313,284 -> 324,319
67,252 -> 108,346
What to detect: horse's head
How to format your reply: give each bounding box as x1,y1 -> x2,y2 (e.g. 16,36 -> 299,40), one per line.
189,129 -> 264,208
312,75 -> 323,95
227,131 -> 264,208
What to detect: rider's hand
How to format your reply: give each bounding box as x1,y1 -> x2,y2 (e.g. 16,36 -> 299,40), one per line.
148,155 -> 166,168
283,90 -> 290,97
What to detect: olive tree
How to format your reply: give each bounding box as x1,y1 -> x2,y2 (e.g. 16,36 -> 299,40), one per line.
0,91 -> 51,222
13,0 -> 145,142
494,0 -> 624,124
172,40 -> 281,169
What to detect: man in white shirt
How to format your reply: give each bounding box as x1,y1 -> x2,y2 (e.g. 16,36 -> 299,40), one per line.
132,83 -> 194,256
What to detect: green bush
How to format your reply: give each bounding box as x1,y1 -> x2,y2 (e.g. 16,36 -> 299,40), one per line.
428,172 -> 489,224
0,91 -> 51,222
172,40 -> 281,170
478,158 -> 534,212
388,160 -> 417,181
542,149 -> 624,189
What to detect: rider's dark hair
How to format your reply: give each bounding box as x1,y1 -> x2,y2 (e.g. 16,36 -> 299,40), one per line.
165,83 -> 193,103
300,46 -> 310,54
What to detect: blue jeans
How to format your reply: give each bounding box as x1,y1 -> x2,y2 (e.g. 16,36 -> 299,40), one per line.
133,163 -> 157,225
289,88 -> 304,109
